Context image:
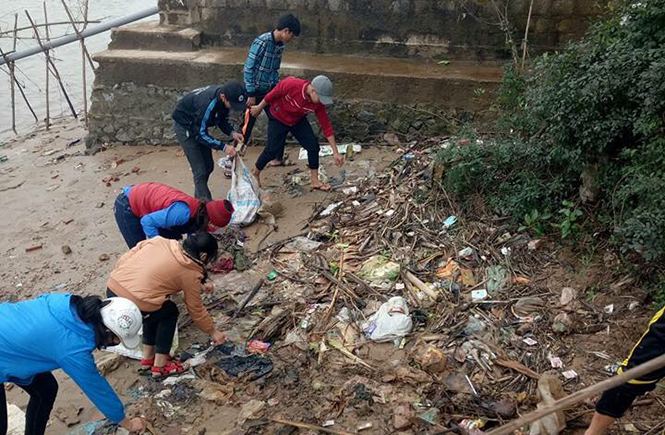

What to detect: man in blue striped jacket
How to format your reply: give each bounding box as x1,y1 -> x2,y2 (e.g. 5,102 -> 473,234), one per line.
241,14 -> 301,161
172,82 -> 247,200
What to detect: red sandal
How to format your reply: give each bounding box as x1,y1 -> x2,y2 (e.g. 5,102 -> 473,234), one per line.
151,360 -> 186,379
138,358 -> 154,374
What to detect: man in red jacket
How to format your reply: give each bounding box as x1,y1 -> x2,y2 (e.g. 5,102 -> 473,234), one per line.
249,75 -> 344,190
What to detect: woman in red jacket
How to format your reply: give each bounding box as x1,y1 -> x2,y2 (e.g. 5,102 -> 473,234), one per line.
249,75 -> 344,191
114,182 -> 234,248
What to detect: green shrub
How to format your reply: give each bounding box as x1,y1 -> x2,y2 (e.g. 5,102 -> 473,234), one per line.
438,0 -> 665,260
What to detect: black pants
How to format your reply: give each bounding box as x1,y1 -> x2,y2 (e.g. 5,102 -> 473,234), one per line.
241,93 -> 267,143
0,372 -> 58,435
596,306 -> 665,418
106,289 -> 179,355
255,114 -> 319,171
175,122 -> 215,201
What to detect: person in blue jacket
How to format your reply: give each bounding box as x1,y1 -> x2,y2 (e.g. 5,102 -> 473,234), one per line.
0,294 -> 145,434
113,182 -> 234,249
172,81 -> 248,200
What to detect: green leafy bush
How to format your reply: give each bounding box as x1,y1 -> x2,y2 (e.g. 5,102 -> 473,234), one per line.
438,0 -> 665,259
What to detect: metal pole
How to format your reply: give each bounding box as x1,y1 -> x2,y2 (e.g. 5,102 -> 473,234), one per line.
44,2 -> 50,130
0,6 -> 158,66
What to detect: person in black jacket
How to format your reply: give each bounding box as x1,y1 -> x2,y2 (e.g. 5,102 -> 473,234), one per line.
172,82 -> 247,200
585,306 -> 665,434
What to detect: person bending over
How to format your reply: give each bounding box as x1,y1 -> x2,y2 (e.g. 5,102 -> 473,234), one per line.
107,232 -> 226,378
250,75 -> 344,191
585,306 -> 665,434
0,294 -> 145,434
114,182 -> 234,248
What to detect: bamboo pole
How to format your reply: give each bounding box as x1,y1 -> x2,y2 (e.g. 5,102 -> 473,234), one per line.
12,14 -> 18,51
59,0 -> 95,70
0,47 -> 38,123
10,14 -> 18,133
0,21 -> 100,37
81,0 -> 89,127
486,353 -> 665,435
520,0 -> 534,72
43,2 -> 50,130
24,10 -> 78,119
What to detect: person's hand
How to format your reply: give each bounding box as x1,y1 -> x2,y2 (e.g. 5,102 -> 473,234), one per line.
250,105 -> 262,118
333,153 -> 345,167
211,330 -> 227,345
202,282 -> 214,294
120,417 -> 145,433
247,97 -> 256,107
224,145 -> 237,157
232,132 -> 244,144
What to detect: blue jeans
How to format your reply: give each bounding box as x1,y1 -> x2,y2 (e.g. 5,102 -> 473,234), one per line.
114,193 -> 146,249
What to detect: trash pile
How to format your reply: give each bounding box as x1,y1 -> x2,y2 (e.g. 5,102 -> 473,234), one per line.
226,137 -> 622,434
89,138 -> 627,434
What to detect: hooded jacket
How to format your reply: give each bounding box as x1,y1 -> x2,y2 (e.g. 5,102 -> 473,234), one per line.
107,237 -> 214,334
0,294 -> 126,423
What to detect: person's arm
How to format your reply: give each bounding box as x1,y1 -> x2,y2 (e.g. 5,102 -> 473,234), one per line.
314,104 -> 344,166
181,272 -> 215,335
217,115 -> 234,137
314,106 -> 344,166
195,98 -> 225,150
243,38 -> 267,98
250,80 -> 288,117
139,202 -> 191,239
314,105 -> 334,139
59,353 -> 126,424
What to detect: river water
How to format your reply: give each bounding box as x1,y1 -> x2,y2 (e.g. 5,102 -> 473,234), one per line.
0,0 -> 157,140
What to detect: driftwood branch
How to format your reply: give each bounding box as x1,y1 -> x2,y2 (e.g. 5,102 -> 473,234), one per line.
487,353 -> 665,435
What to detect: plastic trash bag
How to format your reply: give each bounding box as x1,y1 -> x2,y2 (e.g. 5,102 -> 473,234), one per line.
529,375 -> 566,435
225,156 -> 261,226
67,421 -> 124,435
105,325 -> 178,360
362,297 -> 413,342
487,265 -> 511,295
7,404 -> 25,435
358,256 -> 401,289
212,342 -> 273,381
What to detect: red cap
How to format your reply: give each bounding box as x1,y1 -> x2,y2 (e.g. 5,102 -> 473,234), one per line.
206,200 -> 234,228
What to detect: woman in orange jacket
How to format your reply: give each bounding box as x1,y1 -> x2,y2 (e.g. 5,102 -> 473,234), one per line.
106,232 -> 225,378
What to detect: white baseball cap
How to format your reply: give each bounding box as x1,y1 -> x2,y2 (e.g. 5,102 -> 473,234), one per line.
100,298 -> 142,349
